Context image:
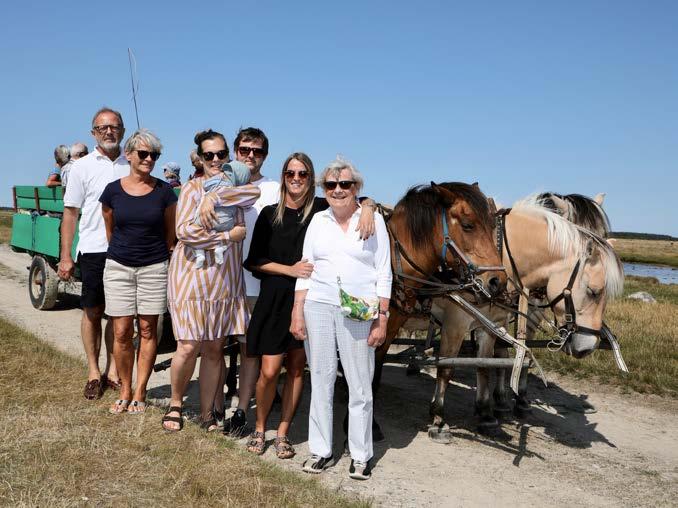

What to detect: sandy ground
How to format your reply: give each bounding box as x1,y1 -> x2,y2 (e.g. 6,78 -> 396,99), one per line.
1,244 -> 676,507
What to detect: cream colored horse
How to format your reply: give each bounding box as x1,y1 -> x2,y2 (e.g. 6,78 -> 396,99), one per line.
428,197 -> 623,440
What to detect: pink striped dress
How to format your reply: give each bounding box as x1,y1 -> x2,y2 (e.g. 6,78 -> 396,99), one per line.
168,178 -> 260,341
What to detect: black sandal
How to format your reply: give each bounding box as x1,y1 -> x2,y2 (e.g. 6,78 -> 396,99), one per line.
200,418 -> 218,432
162,406 -> 183,432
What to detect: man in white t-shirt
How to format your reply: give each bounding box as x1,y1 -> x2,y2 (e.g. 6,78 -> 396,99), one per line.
58,107 -> 129,400
223,127 -> 280,433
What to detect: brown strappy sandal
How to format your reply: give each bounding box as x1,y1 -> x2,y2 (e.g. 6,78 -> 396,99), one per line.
246,431 -> 266,455
162,406 -> 183,432
274,435 -> 295,459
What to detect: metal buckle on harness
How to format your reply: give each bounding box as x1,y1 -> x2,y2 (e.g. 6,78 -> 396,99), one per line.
564,313 -> 574,324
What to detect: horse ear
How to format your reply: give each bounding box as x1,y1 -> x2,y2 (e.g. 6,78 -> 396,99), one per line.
594,193 -> 606,206
471,182 -> 479,188
585,238 -> 601,262
549,194 -> 569,216
487,197 -> 498,215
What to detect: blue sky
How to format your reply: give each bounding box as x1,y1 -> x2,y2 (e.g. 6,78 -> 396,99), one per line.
1,1 -> 675,235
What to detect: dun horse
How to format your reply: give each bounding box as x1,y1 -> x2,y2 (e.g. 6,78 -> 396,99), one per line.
428,196 -> 623,440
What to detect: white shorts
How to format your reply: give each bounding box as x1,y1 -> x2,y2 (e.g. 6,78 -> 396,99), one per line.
103,259 -> 169,317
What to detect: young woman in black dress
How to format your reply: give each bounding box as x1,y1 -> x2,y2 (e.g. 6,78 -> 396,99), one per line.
244,153 -> 375,458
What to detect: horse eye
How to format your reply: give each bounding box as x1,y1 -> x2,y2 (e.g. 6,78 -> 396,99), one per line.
461,222 -> 474,232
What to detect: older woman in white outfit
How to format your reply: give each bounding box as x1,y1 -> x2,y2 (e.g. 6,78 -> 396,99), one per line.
290,158 -> 391,480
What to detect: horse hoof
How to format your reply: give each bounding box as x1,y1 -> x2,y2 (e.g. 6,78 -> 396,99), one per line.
493,405 -> 513,419
477,417 -> 499,435
428,425 -> 454,444
514,401 -> 533,419
373,421 -> 385,442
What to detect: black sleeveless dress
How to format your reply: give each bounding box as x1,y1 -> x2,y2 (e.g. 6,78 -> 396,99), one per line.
244,198 -> 328,355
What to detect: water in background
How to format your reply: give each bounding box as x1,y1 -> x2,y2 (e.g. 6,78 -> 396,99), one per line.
623,263 -> 678,285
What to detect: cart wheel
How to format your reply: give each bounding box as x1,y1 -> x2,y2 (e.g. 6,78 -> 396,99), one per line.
28,256 -> 59,310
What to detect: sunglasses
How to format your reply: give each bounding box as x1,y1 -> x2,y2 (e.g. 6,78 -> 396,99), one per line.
202,150 -> 229,161
93,124 -> 122,134
237,146 -> 267,157
136,150 -> 161,161
323,180 -> 355,191
73,151 -> 88,158
284,170 -> 309,180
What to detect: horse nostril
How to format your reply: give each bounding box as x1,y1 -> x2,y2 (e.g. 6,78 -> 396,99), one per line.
488,277 -> 501,296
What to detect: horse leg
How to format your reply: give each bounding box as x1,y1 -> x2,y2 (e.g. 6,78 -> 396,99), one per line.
428,303 -> 471,444
514,321 -> 535,418
475,329 -> 500,434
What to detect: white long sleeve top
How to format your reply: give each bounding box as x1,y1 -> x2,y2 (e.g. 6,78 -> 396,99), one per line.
295,205 -> 392,306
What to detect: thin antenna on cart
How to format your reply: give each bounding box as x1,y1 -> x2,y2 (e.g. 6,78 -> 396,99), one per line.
127,48 -> 141,129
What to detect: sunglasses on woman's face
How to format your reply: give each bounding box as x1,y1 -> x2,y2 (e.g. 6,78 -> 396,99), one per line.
202,150 -> 228,161
136,150 -> 161,161
284,170 -> 309,180
323,180 -> 355,191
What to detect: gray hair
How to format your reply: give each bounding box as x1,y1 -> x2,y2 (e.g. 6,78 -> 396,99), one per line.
91,107 -> 124,128
70,142 -> 88,157
318,156 -> 363,193
123,128 -> 163,153
53,145 -> 70,166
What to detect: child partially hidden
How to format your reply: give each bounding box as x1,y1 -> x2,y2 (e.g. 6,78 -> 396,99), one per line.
193,160 -> 250,268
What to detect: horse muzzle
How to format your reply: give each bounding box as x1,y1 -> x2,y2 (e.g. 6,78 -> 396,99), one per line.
562,332 -> 601,358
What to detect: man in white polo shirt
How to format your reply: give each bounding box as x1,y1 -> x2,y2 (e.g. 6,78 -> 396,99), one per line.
223,127 -> 280,433
58,107 -> 129,400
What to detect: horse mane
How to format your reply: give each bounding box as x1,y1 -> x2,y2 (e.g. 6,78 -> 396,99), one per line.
513,196 -> 624,298
393,182 -> 492,246
534,192 -> 611,237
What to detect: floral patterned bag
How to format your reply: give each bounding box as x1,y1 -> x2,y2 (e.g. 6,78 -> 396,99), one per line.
337,276 -> 378,321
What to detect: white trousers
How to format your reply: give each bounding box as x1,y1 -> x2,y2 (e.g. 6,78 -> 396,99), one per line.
303,300 -> 375,462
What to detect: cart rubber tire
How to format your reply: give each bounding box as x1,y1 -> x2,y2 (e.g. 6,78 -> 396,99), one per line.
28,256 -> 59,310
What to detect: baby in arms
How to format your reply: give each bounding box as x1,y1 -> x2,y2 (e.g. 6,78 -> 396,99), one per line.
193,160 -> 250,268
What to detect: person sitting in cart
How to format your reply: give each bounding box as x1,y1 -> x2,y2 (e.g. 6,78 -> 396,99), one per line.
46,144 -> 70,187
58,107 -> 129,400
60,142 -> 89,189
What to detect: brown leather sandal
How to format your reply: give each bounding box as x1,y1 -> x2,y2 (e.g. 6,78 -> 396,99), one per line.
274,435 -> 295,459
84,378 -> 103,400
162,406 -> 183,432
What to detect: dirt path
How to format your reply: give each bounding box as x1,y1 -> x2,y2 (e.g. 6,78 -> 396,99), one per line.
1,245 -> 676,507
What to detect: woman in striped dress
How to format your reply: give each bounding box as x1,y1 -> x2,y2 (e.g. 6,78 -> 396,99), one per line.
162,129 -> 260,432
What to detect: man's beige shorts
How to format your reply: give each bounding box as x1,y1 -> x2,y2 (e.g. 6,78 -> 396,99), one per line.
103,259 -> 169,317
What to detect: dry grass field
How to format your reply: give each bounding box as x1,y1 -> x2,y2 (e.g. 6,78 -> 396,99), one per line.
0,318 -> 365,507
0,210 -> 12,244
611,237 -> 678,267
537,276 -> 678,397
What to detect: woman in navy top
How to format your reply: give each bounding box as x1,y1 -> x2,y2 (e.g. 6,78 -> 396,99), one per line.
100,129 -> 178,415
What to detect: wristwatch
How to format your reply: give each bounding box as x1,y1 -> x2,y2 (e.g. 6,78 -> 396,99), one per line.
378,309 -> 390,318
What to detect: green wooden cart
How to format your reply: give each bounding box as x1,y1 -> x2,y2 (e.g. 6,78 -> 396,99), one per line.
10,186 -> 80,309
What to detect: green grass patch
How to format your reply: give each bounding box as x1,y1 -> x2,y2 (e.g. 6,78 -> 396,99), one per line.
535,276 -> 678,397
612,238 -> 678,268
0,318 -> 368,507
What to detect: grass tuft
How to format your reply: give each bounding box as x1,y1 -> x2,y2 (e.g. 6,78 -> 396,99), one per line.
0,318 -> 367,507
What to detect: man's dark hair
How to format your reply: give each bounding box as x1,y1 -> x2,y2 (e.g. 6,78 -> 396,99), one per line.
234,127 -> 268,154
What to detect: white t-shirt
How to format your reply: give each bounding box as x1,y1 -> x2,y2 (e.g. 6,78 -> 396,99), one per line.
63,149 -> 130,255
243,176 -> 280,296
296,206 -> 392,305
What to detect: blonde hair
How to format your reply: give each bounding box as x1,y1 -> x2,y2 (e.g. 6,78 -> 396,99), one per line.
274,152 -> 316,226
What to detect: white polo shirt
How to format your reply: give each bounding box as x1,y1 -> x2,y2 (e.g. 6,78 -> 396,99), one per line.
63,148 -> 129,255
295,207 -> 392,305
243,176 -> 280,296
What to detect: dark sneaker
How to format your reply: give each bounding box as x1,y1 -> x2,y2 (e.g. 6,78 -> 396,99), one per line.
302,454 -> 332,474
223,408 -> 247,436
348,459 -> 371,480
